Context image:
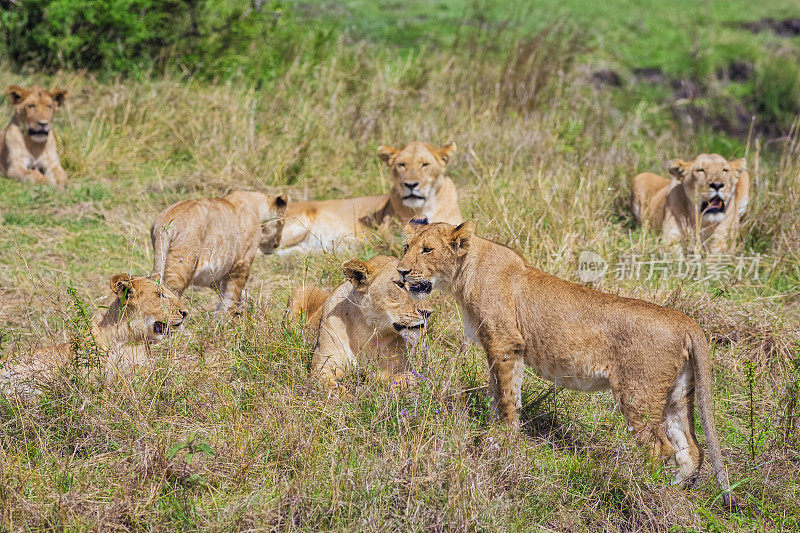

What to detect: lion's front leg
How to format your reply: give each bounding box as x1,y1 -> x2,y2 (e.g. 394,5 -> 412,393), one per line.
6,162 -> 51,185
484,334 -> 525,429
216,262 -> 251,314
43,162 -> 67,186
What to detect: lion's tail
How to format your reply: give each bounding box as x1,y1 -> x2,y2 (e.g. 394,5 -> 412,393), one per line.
287,285 -> 330,324
689,330 -> 738,512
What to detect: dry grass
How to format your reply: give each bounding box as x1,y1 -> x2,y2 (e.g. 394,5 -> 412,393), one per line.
1,26 -> 799,530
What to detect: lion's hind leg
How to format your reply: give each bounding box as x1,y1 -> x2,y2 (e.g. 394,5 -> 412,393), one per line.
612,380 -> 674,463
161,250 -> 195,296
664,361 -> 703,485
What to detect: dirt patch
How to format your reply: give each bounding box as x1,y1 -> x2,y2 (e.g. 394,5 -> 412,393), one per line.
743,18 -> 800,37
632,66 -> 665,84
717,60 -> 754,83
589,69 -> 622,88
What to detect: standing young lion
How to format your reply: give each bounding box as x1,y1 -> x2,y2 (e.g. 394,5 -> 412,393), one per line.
1,85 -> 68,186
631,154 -> 749,253
1,274 -> 187,394
151,191 -> 287,312
279,141 -> 462,253
397,219 -> 737,510
287,255 -> 432,389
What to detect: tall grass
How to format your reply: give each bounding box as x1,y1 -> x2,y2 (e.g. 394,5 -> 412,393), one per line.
0,19 -> 799,530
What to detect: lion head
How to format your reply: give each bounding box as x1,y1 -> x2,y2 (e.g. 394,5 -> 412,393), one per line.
258,194 -> 289,254
668,154 -> 746,224
104,273 -> 188,344
396,218 -> 474,298
377,141 -> 456,211
6,85 -> 67,143
342,255 -> 432,342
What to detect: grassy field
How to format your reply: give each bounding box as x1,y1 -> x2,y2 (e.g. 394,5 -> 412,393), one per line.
1,1 -> 800,530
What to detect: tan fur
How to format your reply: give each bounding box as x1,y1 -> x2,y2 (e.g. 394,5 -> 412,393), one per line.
150,191 -> 287,312
292,255 -> 432,390
631,154 -> 750,253
1,85 -> 68,186
397,220 -> 736,509
287,285 -> 332,333
0,274 -> 187,394
280,142 -> 462,253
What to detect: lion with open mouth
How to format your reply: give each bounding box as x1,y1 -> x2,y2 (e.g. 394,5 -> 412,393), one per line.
397,218 -> 738,511
631,153 -> 749,253
288,255 -> 432,390
1,85 -> 68,186
1,274 -> 188,394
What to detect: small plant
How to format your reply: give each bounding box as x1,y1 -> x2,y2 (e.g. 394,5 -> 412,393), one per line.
66,286 -> 103,372
167,432 -> 216,485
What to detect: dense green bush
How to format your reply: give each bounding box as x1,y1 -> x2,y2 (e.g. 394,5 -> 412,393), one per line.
0,0 -> 327,81
751,55 -> 800,133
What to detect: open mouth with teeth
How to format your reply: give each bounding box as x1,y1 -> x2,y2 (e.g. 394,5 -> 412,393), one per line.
153,320 -> 183,336
408,280 -> 433,294
393,322 -> 425,332
28,128 -> 49,137
701,197 -> 726,214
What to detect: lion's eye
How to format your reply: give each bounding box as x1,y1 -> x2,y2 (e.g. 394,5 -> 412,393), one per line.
723,168 -> 729,173
398,162 -> 406,168
403,244 -> 409,253
28,104 -> 35,109
421,162 -> 430,167
422,246 -> 433,254
697,168 -> 705,174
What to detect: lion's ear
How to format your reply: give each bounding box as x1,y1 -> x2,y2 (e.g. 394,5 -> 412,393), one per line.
110,273 -> 136,301
274,194 -> 288,214
449,220 -> 474,256
7,85 -> 29,105
728,158 -> 747,174
436,142 -> 457,164
668,159 -> 689,180
342,259 -> 374,292
403,217 -> 429,239
377,145 -> 399,165
50,88 -> 67,107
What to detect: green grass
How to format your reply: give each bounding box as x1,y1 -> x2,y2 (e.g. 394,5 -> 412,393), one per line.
1,2 -> 799,530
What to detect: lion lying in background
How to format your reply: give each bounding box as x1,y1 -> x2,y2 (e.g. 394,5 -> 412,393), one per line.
287,255 -> 432,389
1,85 -> 68,186
397,219 -> 737,511
151,191 -> 287,312
1,274 -> 187,394
279,141 -> 461,253
631,154 -> 749,253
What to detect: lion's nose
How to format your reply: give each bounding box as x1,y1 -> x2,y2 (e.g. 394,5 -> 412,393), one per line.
709,182 -> 724,191
403,181 -> 418,190
397,267 -> 411,278
418,308 -> 432,320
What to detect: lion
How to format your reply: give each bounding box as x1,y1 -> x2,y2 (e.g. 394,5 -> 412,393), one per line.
631,154 -> 749,253
287,255 -> 433,389
1,85 -> 68,186
279,141 -> 462,253
151,191 -> 288,312
0,274 -> 187,394
397,219 -> 737,511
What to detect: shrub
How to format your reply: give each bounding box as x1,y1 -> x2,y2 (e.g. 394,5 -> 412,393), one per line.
0,0 -> 321,81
